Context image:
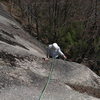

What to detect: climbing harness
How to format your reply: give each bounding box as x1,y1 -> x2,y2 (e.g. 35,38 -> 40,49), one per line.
38,59 -> 55,100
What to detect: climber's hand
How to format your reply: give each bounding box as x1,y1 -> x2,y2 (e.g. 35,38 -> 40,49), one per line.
64,55 -> 67,60
42,58 -> 49,61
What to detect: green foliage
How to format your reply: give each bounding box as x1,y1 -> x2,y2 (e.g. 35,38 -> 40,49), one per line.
94,37 -> 100,52
58,22 -> 84,46
93,37 -> 100,60
60,22 -> 87,59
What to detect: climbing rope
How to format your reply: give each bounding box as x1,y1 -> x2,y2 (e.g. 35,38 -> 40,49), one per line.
38,59 -> 55,100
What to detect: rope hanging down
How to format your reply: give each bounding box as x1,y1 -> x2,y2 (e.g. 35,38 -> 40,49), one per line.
38,59 -> 55,100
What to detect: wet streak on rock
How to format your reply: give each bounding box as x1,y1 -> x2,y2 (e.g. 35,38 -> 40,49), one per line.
0,29 -> 15,39
66,83 -> 100,98
0,34 -> 29,50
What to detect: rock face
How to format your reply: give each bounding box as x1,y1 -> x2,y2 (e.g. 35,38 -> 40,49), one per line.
0,3 -> 100,100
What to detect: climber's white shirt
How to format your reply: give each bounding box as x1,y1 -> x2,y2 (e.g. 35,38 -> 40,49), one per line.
47,44 -> 64,58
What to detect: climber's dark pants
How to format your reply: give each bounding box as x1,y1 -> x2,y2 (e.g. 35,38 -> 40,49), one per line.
49,56 -> 60,59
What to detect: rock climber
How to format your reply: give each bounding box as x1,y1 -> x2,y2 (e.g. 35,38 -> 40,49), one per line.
44,43 -> 67,60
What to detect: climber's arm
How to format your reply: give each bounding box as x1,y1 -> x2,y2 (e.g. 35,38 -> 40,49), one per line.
58,49 -> 67,59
